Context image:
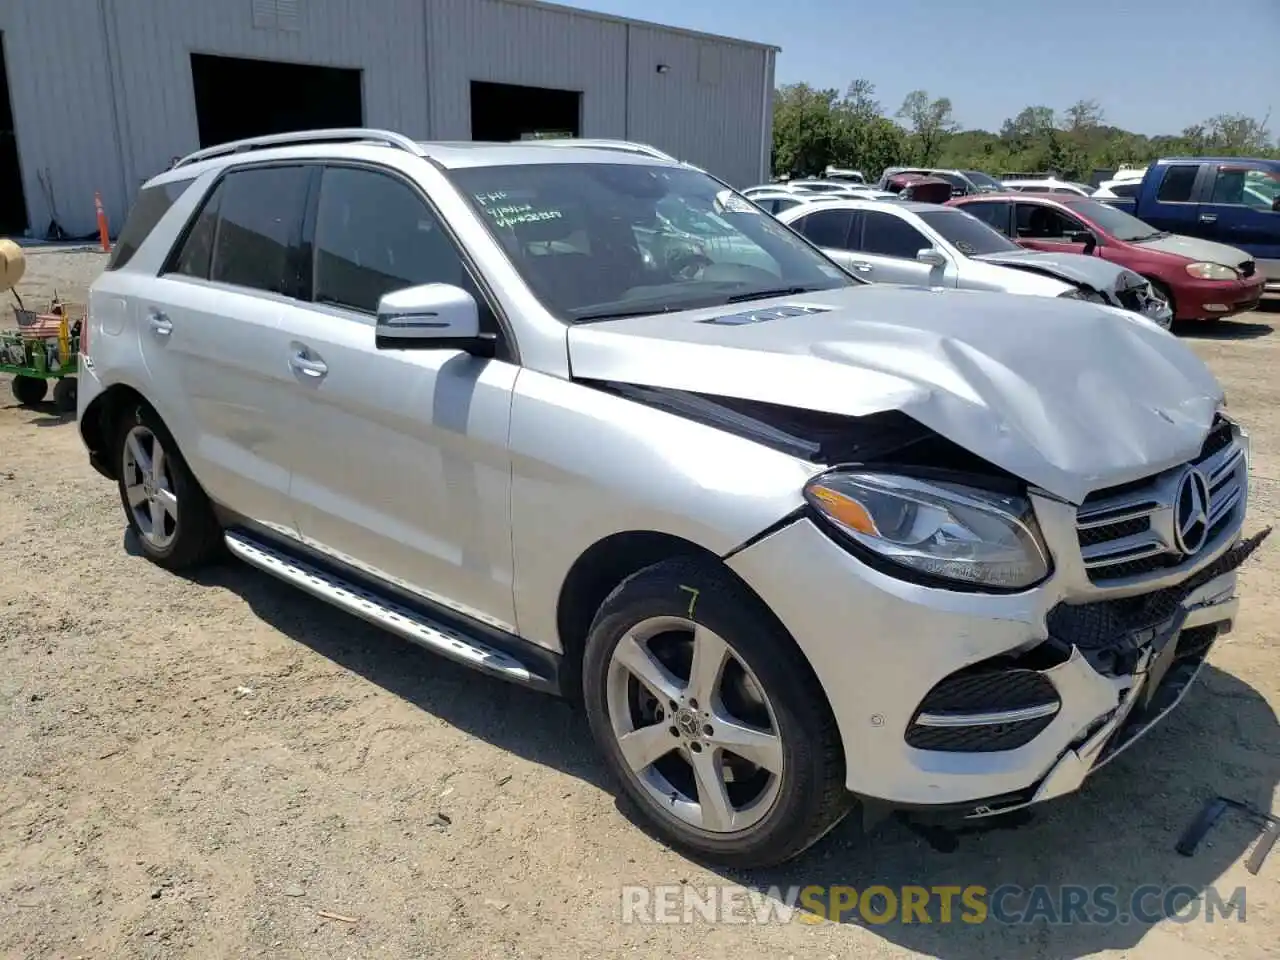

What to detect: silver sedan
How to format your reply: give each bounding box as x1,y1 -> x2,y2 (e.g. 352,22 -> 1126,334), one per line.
776,198 -> 1173,329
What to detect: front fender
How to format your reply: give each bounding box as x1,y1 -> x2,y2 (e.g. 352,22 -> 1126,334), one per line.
508,369 -> 817,651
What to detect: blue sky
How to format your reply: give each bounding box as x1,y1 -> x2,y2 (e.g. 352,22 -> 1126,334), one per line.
566,0 -> 1280,137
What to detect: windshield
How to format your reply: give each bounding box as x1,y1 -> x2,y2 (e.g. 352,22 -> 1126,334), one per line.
917,209 -> 1021,256
963,170 -> 1004,191
447,163 -> 853,321
1063,198 -> 1165,241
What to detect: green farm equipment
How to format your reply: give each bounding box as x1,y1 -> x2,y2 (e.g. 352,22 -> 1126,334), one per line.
2,296 -> 83,413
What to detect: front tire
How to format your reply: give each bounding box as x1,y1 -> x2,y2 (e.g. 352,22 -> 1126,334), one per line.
582,557 -> 851,867
113,402 -> 222,570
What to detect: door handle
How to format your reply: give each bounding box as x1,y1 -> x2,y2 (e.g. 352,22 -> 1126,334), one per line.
1199,214 -> 1218,224
147,310 -> 172,336
849,261 -> 874,272
289,350 -> 328,379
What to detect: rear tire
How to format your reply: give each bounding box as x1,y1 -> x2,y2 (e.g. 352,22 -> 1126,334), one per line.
113,402 -> 223,570
11,375 -> 47,406
582,556 -> 852,868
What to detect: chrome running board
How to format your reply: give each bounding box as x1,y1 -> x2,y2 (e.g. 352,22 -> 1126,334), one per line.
224,530 -> 541,687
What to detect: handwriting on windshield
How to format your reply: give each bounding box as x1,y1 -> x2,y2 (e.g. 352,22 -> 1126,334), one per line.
475,192 -> 564,229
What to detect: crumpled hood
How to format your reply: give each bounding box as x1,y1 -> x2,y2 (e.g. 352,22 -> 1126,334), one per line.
972,248 -> 1136,291
567,285 -> 1224,503
1135,233 -> 1253,268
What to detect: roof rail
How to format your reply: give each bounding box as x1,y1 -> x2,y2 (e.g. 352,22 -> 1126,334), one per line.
515,137 -> 680,163
174,128 -> 423,169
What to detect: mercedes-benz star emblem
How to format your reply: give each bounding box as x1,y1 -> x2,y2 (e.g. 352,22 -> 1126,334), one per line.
1173,467 -> 1211,556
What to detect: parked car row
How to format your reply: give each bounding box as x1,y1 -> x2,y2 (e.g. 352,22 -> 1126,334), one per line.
78,131 -> 1268,871
744,156 -> 1275,325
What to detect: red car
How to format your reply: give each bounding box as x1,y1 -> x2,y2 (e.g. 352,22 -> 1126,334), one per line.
947,193 -> 1265,321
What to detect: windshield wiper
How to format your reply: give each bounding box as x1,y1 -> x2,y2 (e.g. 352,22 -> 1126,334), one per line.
723,286 -> 814,304
571,305 -> 679,323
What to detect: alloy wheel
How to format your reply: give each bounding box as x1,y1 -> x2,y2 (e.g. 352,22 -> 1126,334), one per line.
605,615 -> 784,834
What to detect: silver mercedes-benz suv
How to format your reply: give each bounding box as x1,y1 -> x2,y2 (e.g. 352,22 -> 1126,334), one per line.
77,128 -> 1269,868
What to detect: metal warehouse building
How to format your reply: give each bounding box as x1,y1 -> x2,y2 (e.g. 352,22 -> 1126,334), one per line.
0,0 -> 777,239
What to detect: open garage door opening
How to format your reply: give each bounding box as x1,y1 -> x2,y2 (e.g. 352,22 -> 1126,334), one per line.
190,54 -> 363,149
0,33 -> 29,235
470,81 -> 581,142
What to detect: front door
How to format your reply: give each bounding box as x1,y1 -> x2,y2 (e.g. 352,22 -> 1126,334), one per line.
1014,202 -> 1092,256
852,210 -> 946,287
283,163 -> 520,631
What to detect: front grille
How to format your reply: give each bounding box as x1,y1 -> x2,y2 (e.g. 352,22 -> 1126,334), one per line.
1075,418 -> 1245,584
905,668 -> 1060,753
1045,528 -> 1268,675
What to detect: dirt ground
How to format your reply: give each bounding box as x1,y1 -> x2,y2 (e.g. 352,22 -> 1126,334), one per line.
1,247 -> 1277,960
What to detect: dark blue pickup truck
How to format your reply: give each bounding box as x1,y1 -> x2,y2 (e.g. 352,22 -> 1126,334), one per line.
1103,157 -> 1280,302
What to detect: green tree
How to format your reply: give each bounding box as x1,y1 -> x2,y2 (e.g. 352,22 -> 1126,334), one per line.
895,90 -> 957,165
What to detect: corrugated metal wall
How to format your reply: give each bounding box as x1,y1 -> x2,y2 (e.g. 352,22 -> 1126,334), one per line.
625,25 -> 774,189
0,0 -> 128,239
1,0 -> 774,238
426,0 -> 628,141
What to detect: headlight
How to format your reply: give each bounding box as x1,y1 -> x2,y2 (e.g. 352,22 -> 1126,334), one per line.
804,472 -> 1050,589
1185,261 -> 1238,281
1059,288 -> 1107,304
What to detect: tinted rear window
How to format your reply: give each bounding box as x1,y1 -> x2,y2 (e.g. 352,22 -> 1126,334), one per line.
105,179 -> 192,271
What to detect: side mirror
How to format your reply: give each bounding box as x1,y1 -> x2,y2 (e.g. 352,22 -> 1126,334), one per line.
1069,230 -> 1098,254
916,248 -> 947,267
374,283 -> 495,356
1272,196 -> 1280,213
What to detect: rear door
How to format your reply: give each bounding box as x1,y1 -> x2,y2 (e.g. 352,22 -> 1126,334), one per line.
790,207 -> 865,275
140,163 -> 313,534
852,210 -> 940,286
1141,162 -> 1207,236
959,199 -> 1015,238
1196,163 -> 1280,262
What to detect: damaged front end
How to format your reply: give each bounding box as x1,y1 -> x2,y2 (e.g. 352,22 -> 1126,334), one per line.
590,378 -> 1268,816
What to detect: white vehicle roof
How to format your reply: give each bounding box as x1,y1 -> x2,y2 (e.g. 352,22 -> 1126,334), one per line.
1001,178 -> 1092,195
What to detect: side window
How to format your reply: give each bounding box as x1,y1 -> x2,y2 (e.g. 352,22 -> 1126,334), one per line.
1242,170 -> 1280,211
1208,167 -> 1247,205
963,201 -> 1012,235
860,211 -> 930,258
167,182 -> 223,279
105,179 -> 192,271
1016,203 -> 1081,240
1155,164 -> 1199,203
209,166 -> 311,296
794,209 -> 854,248
1111,182 -> 1140,198
774,198 -> 800,214
312,166 -> 469,316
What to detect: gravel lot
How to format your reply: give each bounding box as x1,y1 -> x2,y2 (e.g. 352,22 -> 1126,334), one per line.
2,248 -> 1277,960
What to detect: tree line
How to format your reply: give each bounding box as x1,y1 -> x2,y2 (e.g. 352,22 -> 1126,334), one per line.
771,80 -> 1279,181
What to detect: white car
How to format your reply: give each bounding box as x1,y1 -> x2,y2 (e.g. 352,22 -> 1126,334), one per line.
1002,178 -> 1095,197
775,198 -> 1173,328
78,127 -> 1258,867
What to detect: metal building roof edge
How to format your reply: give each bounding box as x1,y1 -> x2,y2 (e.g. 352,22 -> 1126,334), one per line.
493,0 -> 782,52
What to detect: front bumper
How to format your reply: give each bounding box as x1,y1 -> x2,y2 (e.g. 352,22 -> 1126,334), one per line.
1176,274 -> 1266,320
726,509 -> 1266,814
